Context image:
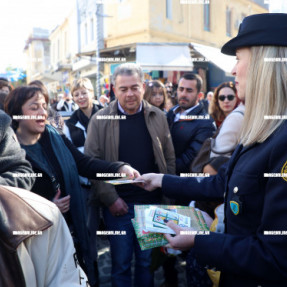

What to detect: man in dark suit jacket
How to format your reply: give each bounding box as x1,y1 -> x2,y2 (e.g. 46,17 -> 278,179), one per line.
167,73 -> 215,175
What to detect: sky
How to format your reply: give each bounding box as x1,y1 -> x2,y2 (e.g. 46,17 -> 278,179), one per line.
0,0 -> 74,72
0,0 -> 286,73
269,0 -> 287,12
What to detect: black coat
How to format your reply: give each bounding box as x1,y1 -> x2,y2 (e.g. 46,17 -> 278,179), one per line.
166,104 -> 215,174
22,127 -> 125,285
162,121 -> 287,286
25,129 -> 124,200
65,104 -> 101,149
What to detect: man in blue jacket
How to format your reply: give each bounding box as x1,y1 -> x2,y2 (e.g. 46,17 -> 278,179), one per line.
167,73 -> 215,175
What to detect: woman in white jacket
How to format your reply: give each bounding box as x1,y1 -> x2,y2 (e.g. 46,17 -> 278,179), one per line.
203,82 -> 244,176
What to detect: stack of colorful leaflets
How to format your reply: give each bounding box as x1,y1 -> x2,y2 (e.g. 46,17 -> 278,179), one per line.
144,206 -> 191,234
131,205 -> 209,250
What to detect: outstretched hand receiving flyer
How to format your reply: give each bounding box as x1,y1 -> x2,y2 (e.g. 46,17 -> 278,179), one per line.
136,173 -> 164,191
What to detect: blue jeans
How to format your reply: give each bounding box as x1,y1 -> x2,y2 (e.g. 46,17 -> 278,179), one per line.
103,204 -> 154,287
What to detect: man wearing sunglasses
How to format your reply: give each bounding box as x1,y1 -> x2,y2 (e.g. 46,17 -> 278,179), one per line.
167,73 -> 216,177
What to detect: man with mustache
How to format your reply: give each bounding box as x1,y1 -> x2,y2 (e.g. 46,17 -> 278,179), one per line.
167,73 -> 215,175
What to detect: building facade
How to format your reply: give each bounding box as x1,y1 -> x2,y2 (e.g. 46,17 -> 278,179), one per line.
48,8 -> 78,95
24,0 -> 268,96
24,28 -> 51,84
102,0 -> 268,90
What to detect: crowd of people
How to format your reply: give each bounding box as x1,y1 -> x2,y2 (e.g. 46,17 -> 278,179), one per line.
0,12 -> 287,287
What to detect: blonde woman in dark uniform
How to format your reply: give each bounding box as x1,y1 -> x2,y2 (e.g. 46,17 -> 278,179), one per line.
139,13 -> 287,287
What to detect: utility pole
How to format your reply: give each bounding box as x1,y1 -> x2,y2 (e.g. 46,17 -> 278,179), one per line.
95,3 -> 104,100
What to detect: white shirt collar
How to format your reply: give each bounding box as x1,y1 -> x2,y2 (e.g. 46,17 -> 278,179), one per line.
117,101 -> 143,115
174,103 -> 199,122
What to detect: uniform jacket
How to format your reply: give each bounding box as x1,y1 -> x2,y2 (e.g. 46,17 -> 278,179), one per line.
0,185 -> 88,287
167,103 -> 216,174
85,99 -> 176,207
0,110 -> 34,190
162,120 -> 287,286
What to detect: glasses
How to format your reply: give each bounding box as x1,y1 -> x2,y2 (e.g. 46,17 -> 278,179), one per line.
218,95 -> 235,101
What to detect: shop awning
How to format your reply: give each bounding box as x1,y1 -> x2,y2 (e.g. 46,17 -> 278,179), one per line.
72,58 -> 96,71
136,43 -> 193,71
191,43 -> 236,74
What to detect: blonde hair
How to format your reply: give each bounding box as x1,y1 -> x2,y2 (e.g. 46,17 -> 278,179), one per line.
71,78 -> 94,96
241,46 -> 287,146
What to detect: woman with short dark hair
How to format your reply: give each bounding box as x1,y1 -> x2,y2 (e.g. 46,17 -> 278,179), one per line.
4,85 -> 139,286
